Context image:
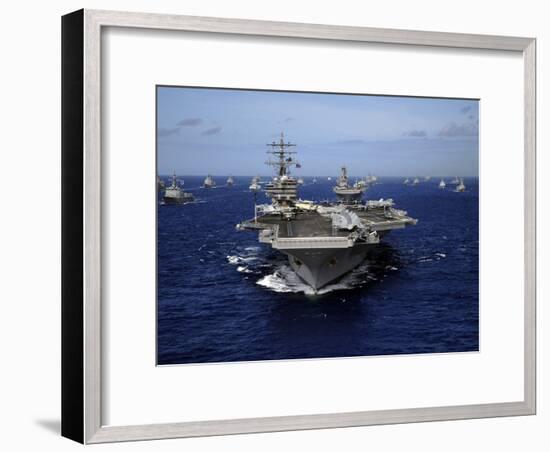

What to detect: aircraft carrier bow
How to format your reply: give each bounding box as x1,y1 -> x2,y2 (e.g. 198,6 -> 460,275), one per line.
236,133 -> 417,291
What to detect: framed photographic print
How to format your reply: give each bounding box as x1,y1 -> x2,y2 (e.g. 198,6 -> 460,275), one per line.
62,9 -> 536,444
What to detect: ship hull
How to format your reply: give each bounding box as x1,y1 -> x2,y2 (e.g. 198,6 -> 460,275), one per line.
335,192 -> 362,203
163,195 -> 194,205
283,243 -> 373,290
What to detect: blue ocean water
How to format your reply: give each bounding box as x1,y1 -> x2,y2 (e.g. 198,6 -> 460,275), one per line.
157,177 -> 478,365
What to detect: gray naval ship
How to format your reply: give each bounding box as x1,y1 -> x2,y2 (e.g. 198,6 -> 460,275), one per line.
163,172 -> 194,204
333,166 -> 364,204
236,134 -> 417,291
203,174 -> 216,188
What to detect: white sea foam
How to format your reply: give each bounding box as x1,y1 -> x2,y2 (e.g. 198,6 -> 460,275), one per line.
418,252 -> 447,263
237,266 -> 253,274
227,255 -> 258,265
256,262 -> 373,295
227,255 -> 241,265
256,272 -> 296,293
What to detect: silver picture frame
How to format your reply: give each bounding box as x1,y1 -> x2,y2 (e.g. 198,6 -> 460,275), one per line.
61,8 -> 536,444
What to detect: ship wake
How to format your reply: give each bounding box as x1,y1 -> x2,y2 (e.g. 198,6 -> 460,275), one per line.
228,245 -> 400,295
256,263 -> 374,295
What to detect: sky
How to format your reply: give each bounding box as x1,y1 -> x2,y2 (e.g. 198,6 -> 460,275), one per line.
157,86 -> 479,177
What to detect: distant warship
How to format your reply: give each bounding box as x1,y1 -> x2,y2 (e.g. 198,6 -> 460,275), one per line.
354,178 -> 367,190
157,175 -> 165,191
333,166 -> 364,204
237,133 -> 417,291
439,179 -> 446,189
365,174 -> 378,185
249,176 -> 261,192
456,178 -> 466,192
163,173 -> 194,204
227,176 -> 234,186
203,175 -> 216,188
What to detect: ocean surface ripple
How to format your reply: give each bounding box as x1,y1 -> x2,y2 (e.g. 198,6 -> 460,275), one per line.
157,177 -> 479,364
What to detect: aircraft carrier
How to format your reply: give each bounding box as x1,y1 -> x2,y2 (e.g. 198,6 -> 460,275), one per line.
236,133 -> 417,291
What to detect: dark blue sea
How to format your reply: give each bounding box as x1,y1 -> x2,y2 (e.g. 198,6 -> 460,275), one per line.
157,177 -> 478,365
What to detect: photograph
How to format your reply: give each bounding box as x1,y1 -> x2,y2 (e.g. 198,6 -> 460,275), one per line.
0,0 -> 539,448
156,86 -> 479,365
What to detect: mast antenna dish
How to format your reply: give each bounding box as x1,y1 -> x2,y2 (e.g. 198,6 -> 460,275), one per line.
265,132 -> 300,177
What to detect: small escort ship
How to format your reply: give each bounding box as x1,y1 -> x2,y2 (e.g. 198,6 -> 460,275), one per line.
157,175 -> 165,191
365,174 -> 378,185
333,166 -> 364,204
237,133 -> 417,291
163,173 -> 194,204
456,178 -> 466,192
203,174 -> 216,188
249,175 -> 261,192
226,176 -> 235,186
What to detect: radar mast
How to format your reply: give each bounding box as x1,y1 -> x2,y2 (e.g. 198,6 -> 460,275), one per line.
266,132 -> 299,177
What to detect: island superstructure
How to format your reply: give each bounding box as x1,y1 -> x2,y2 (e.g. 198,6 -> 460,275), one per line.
236,133 -> 417,290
